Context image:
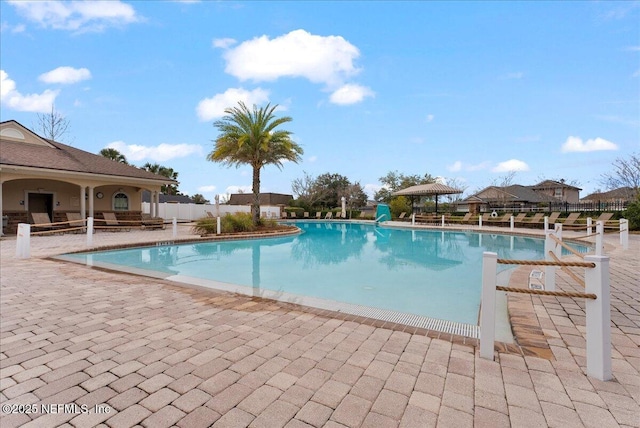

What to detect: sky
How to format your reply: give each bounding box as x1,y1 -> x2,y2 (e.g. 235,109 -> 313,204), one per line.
1,1 -> 638,202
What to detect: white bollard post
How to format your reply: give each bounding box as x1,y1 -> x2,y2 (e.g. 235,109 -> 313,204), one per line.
544,216 -> 549,233
217,217 -> 221,235
596,221 -> 604,256
510,215 -> 514,231
441,215 -> 445,227
587,217 -> 592,236
620,219 -> 628,250
584,255 -> 612,381
86,217 -> 94,247
411,213 -> 415,226
172,217 -> 177,238
480,252 -> 498,360
15,223 -> 31,259
479,215 -> 483,228
544,233 -> 556,291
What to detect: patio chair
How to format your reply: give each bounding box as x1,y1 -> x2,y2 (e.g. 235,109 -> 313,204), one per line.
559,213 -> 581,227
31,212 -> 62,232
325,212 -> 333,220
98,212 -> 130,231
398,212 -> 407,220
141,214 -> 164,230
547,212 -> 561,224
315,212 -> 322,219
206,211 -> 215,218
65,212 -> 86,232
303,212 -> 310,219
290,212 -> 297,219
448,212 -> 472,224
517,213 -> 543,227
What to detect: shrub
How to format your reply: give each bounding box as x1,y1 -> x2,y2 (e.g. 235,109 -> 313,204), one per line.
623,196 -> 640,231
191,217 -> 218,235
221,212 -> 255,233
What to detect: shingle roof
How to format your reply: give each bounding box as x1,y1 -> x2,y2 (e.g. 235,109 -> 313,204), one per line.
0,121 -> 174,183
462,185 -> 557,203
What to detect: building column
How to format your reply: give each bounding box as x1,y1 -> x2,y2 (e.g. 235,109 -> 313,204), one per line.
80,186 -> 86,220
0,181 -> 4,236
88,186 -> 95,218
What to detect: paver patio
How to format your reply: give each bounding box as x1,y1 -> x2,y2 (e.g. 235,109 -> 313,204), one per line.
1,223 -> 638,427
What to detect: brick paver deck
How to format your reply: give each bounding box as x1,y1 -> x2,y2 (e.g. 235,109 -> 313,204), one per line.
1,223 -> 638,427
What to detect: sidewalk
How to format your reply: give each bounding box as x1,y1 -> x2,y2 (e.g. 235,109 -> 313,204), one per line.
1,226 -> 638,427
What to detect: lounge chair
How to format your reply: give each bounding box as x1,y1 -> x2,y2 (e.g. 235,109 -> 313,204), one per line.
98,212 -> 130,231
65,212 -> 86,232
517,213 -> 543,227
559,213 -> 581,227
289,212 -> 297,219
303,212 -> 310,219
486,213 -> 512,225
31,212 -> 62,232
547,212 -> 561,224
448,212 -> 472,224
206,211 -> 215,218
398,212 -> 407,220
141,214 -> 164,230
325,212 -> 333,219
315,212 -> 322,219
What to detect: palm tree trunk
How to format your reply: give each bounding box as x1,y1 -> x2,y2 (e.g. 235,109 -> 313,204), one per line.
252,166 -> 261,225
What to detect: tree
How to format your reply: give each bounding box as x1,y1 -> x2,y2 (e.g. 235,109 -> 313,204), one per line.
344,182 -> 368,215
600,152 -> 640,199
34,105 -> 71,143
374,171 -> 435,203
142,162 -> 179,195
291,171 -> 330,210
314,173 -> 351,208
443,177 -> 468,203
99,148 -> 128,164
208,102 -> 303,225
191,194 -> 210,204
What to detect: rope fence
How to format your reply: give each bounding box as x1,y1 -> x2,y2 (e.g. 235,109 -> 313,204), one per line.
495,285 -> 596,299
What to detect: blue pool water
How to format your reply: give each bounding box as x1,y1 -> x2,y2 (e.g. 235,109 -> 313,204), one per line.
62,222 -> 588,325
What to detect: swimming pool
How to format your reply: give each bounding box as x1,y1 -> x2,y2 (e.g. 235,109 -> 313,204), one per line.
60,222 -> 587,331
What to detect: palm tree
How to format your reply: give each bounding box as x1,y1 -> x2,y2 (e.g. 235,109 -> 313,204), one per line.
99,148 -> 128,164
142,162 -> 179,195
208,102 -> 303,225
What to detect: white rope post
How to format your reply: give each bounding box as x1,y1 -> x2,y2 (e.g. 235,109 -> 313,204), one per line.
480,252 -> 498,360
15,223 -> 31,259
172,217 -> 177,238
554,223 -> 563,240
86,217 -> 94,247
544,232 -> 556,291
620,219 -> 628,250
544,216 -> 549,233
587,217 -> 592,236
441,215 -> 445,227
584,255 -> 612,381
217,217 -> 221,235
510,215 -> 514,231
596,221 -> 604,256
479,215 -> 483,228
411,213 -> 415,226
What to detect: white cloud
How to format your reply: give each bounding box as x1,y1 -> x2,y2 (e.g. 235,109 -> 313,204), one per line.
106,141 -> 203,162
307,155 -> 318,163
39,66 -> 91,84
196,87 -> 269,121
223,29 -> 361,87
1,22 -> 26,33
329,84 -> 374,105
447,161 -> 462,172
8,0 -> 140,33
492,159 -> 530,172
197,185 -> 217,193
213,37 -> 236,49
226,185 -> 252,194
561,136 -> 618,153
0,70 -> 59,112
363,183 -> 382,198
426,114 -> 434,123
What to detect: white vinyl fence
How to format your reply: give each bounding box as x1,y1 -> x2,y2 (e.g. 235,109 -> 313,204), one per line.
141,202 -> 282,221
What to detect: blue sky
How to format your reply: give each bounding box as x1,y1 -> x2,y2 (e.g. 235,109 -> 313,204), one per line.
1,1 -> 638,201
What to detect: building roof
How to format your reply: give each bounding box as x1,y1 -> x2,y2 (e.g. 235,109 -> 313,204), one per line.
581,187 -> 637,201
227,192 -> 293,206
0,120 -> 174,184
462,184 -> 558,204
141,192 -> 195,204
531,179 -> 582,191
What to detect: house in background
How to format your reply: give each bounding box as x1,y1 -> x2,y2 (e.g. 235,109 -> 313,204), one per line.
581,187 -> 637,203
227,192 -> 293,206
0,120 -> 175,235
459,180 -> 581,214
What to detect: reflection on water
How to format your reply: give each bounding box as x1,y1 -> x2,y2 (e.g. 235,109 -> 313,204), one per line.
65,222 -> 582,325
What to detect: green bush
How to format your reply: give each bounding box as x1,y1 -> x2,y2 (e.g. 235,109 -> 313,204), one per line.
191,217 -> 218,235
623,196 -> 640,231
221,212 -> 255,233
389,197 -> 411,218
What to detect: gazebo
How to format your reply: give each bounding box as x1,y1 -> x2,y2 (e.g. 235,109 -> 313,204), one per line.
392,183 -> 463,214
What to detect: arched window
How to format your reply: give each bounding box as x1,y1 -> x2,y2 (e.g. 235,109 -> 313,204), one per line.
113,192 -> 129,211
